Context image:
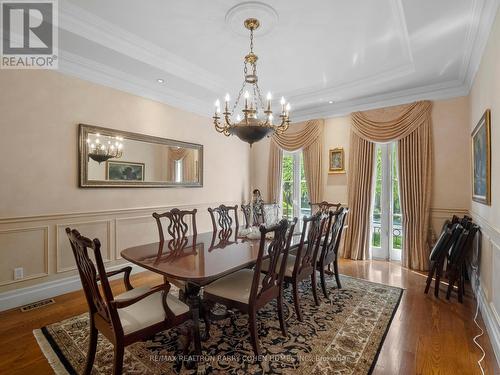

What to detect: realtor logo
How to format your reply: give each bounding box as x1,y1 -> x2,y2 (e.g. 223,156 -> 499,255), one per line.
1,0 -> 58,69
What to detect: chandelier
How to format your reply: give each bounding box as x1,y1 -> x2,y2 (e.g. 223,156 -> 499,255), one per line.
86,133 -> 124,164
213,18 -> 291,145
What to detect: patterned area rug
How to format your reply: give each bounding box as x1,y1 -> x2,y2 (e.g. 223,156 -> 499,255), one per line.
34,275 -> 402,374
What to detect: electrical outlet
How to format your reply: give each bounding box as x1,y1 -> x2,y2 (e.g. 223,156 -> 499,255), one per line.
14,267 -> 23,280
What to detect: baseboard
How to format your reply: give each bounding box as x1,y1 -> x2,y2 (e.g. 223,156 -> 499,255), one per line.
473,272 -> 500,367
0,263 -> 145,312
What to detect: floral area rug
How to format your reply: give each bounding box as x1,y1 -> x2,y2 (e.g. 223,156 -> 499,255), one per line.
34,274 -> 403,374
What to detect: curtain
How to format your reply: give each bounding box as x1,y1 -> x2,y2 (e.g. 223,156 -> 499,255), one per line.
398,118 -> 432,270
342,132 -> 374,260
343,101 -> 432,271
267,119 -> 324,204
268,144 -> 283,203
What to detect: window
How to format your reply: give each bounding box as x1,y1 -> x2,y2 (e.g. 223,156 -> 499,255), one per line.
281,151 -> 310,219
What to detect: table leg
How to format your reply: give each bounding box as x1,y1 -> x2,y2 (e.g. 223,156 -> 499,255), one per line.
185,283 -> 203,355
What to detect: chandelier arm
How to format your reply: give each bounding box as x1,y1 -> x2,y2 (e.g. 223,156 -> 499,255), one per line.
224,112 -> 233,126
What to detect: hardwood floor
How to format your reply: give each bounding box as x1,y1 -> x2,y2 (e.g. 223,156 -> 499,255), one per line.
0,259 -> 497,374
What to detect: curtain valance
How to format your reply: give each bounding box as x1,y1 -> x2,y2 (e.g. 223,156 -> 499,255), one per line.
351,101 -> 432,142
271,119 -> 324,150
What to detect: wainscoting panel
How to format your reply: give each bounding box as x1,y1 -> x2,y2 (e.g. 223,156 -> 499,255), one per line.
470,211 -> 500,366
0,201 -> 239,310
0,226 -> 49,286
56,220 -> 112,273
115,215 -> 157,259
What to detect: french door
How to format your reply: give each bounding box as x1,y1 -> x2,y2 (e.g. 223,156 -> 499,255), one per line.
281,151 -> 310,219
370,143 -> 403,261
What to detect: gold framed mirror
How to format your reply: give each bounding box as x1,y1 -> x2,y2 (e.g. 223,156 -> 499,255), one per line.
79,124 -> 203,188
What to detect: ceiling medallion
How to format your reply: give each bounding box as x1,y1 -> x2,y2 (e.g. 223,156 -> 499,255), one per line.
212,18 -> 291,146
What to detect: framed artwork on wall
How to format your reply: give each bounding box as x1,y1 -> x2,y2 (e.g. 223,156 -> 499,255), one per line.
329,147 -> 345,174
106,161 -> 145,181
471,109 -> 491,205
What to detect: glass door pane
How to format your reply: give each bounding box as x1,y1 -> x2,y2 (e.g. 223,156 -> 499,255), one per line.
299,153 -> 310,217
281,151 -> 310,221
390,143 -> 403,261
281,153 -> 294,219
371,145 -> 382,249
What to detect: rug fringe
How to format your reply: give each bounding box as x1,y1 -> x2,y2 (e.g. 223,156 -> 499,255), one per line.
33,329 -> 69,375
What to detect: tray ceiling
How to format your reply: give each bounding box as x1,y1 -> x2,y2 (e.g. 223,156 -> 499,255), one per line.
58,0 -> 499,121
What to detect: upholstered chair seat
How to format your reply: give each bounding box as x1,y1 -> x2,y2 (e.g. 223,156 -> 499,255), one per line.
261,254 -> 296,277
115,287 -> 189,335
203,269 -> 264,304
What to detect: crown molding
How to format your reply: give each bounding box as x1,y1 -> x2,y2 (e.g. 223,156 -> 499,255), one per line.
58,50 -> 209,118
461,0 -> 500,91
292,80 -> 469,121
58,2 -> 226,94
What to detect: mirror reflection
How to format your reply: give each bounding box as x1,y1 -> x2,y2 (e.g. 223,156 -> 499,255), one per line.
80,125 -> 203,187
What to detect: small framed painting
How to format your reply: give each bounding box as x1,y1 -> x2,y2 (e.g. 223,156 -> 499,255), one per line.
471,109 -> 491,205
329,148 -> 345,174
106,161 -> 145,181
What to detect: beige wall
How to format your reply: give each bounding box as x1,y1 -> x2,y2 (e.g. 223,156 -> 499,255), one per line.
468,8 -> 500,355
250,96 -> 471,232
0,70 -> 250,297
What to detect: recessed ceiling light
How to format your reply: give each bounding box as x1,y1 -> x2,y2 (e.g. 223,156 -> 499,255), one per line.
328,100 -> 334,104
157,78 -> 165,84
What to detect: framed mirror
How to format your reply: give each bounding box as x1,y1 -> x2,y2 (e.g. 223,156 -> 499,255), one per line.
79,124 -> 203,188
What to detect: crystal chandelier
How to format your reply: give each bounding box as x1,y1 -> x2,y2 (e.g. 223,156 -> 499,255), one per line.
86,133 -> 124,164
213,18 -> 291,145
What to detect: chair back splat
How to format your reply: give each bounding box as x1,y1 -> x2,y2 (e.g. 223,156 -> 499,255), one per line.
254,218 -> 298,304
152,208 -> 197,242
208,204 -> 239,232
295,212 -> 326,278
309,201 -> 341,216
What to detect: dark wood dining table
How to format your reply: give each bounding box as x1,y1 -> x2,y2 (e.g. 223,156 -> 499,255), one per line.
120,227 -> 302,361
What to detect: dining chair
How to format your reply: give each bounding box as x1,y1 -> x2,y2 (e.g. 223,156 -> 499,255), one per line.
262,212 -> 325,322
152,208 -> 197,294
309,201 -> 341,216
208,204 -> 239,232
317,207 -> 349,296
203,218 -> 297,356
446,223 -> 479,302
66,228 -> 192,375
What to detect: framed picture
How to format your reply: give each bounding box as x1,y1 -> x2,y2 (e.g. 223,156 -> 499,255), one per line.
106,161 -> 145,181
471,109 -> 491,205
329,148 -> 345,174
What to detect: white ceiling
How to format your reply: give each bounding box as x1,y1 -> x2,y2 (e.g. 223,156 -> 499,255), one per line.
58,0 -> 500,121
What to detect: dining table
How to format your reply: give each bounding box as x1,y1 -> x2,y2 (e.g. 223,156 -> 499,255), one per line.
120,226 -> 303,362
